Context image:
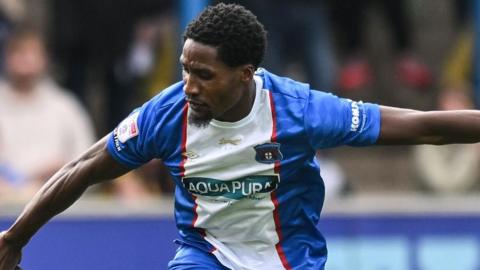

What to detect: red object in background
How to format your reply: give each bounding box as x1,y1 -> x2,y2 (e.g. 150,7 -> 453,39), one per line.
395,56 -> 433,89
337,59 -> 373,91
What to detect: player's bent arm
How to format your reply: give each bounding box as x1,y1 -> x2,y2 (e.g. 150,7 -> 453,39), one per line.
1,135 -> 132,250
376,105 -> 480,145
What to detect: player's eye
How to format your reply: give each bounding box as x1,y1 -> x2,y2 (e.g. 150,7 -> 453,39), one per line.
197,70 -> 213,80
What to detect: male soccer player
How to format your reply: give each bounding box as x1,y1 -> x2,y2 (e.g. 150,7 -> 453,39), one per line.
1,3 -> 480,270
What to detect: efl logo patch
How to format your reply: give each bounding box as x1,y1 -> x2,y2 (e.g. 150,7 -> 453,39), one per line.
254,142 -> 283,164
117,111 -> 140,143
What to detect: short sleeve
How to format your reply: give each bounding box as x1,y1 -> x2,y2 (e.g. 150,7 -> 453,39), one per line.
304,91 -> 381,149
107,100 -> 158,169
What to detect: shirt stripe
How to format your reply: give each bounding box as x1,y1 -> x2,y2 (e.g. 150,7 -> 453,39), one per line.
179,103 -> 189,178
180,104 -> 200,230
269,91 -> 292,270
182,103 -> 217,253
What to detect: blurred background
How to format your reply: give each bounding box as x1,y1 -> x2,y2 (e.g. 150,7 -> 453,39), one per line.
1,0 -> 480,269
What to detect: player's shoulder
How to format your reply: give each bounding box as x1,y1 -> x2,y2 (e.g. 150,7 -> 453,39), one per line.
256,68 -> 337,108
256,68 -> 311,100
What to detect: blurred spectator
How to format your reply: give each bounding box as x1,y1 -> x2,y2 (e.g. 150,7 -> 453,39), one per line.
0,27 -> 95,199
125,14 -> 178,99
49,0 -> 174,132
330,0 -> 432,92
413,89 -> 480,193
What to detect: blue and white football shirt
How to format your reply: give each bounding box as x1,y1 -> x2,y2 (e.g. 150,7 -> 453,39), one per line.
107,69 -> 381,270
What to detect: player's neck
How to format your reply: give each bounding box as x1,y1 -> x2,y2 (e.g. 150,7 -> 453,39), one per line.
9,79 -> 37,98
215,79 -> 256,122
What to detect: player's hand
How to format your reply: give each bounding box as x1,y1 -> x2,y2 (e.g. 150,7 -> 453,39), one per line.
0,231 -> 22,270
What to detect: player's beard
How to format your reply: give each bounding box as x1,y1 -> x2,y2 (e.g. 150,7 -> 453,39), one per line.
188,108 -> 213,128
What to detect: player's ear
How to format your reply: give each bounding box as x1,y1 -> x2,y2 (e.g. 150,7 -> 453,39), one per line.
239,64 -> 255,82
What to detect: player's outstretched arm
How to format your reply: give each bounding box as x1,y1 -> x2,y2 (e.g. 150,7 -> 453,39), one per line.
0,231 -> 22,270
0,135 -> 132,270
376,106 -> 480,145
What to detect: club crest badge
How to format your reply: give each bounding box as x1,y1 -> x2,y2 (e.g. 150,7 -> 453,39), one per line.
254,143 -> 283,164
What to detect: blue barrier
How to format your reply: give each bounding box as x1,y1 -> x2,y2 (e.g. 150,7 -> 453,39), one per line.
2,215 -> 480,269
0,218 -> 179,270
323,215 -> 480,270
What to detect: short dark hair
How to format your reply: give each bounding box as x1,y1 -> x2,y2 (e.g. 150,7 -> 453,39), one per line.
184,3 -> 267,69
5,26 -> 45,54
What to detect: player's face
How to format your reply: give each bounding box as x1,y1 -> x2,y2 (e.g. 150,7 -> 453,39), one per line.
6,37 -> 47,87
181,39 -> 254,127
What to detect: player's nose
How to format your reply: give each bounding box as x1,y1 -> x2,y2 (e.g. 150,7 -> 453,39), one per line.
183,73 -> 200,96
